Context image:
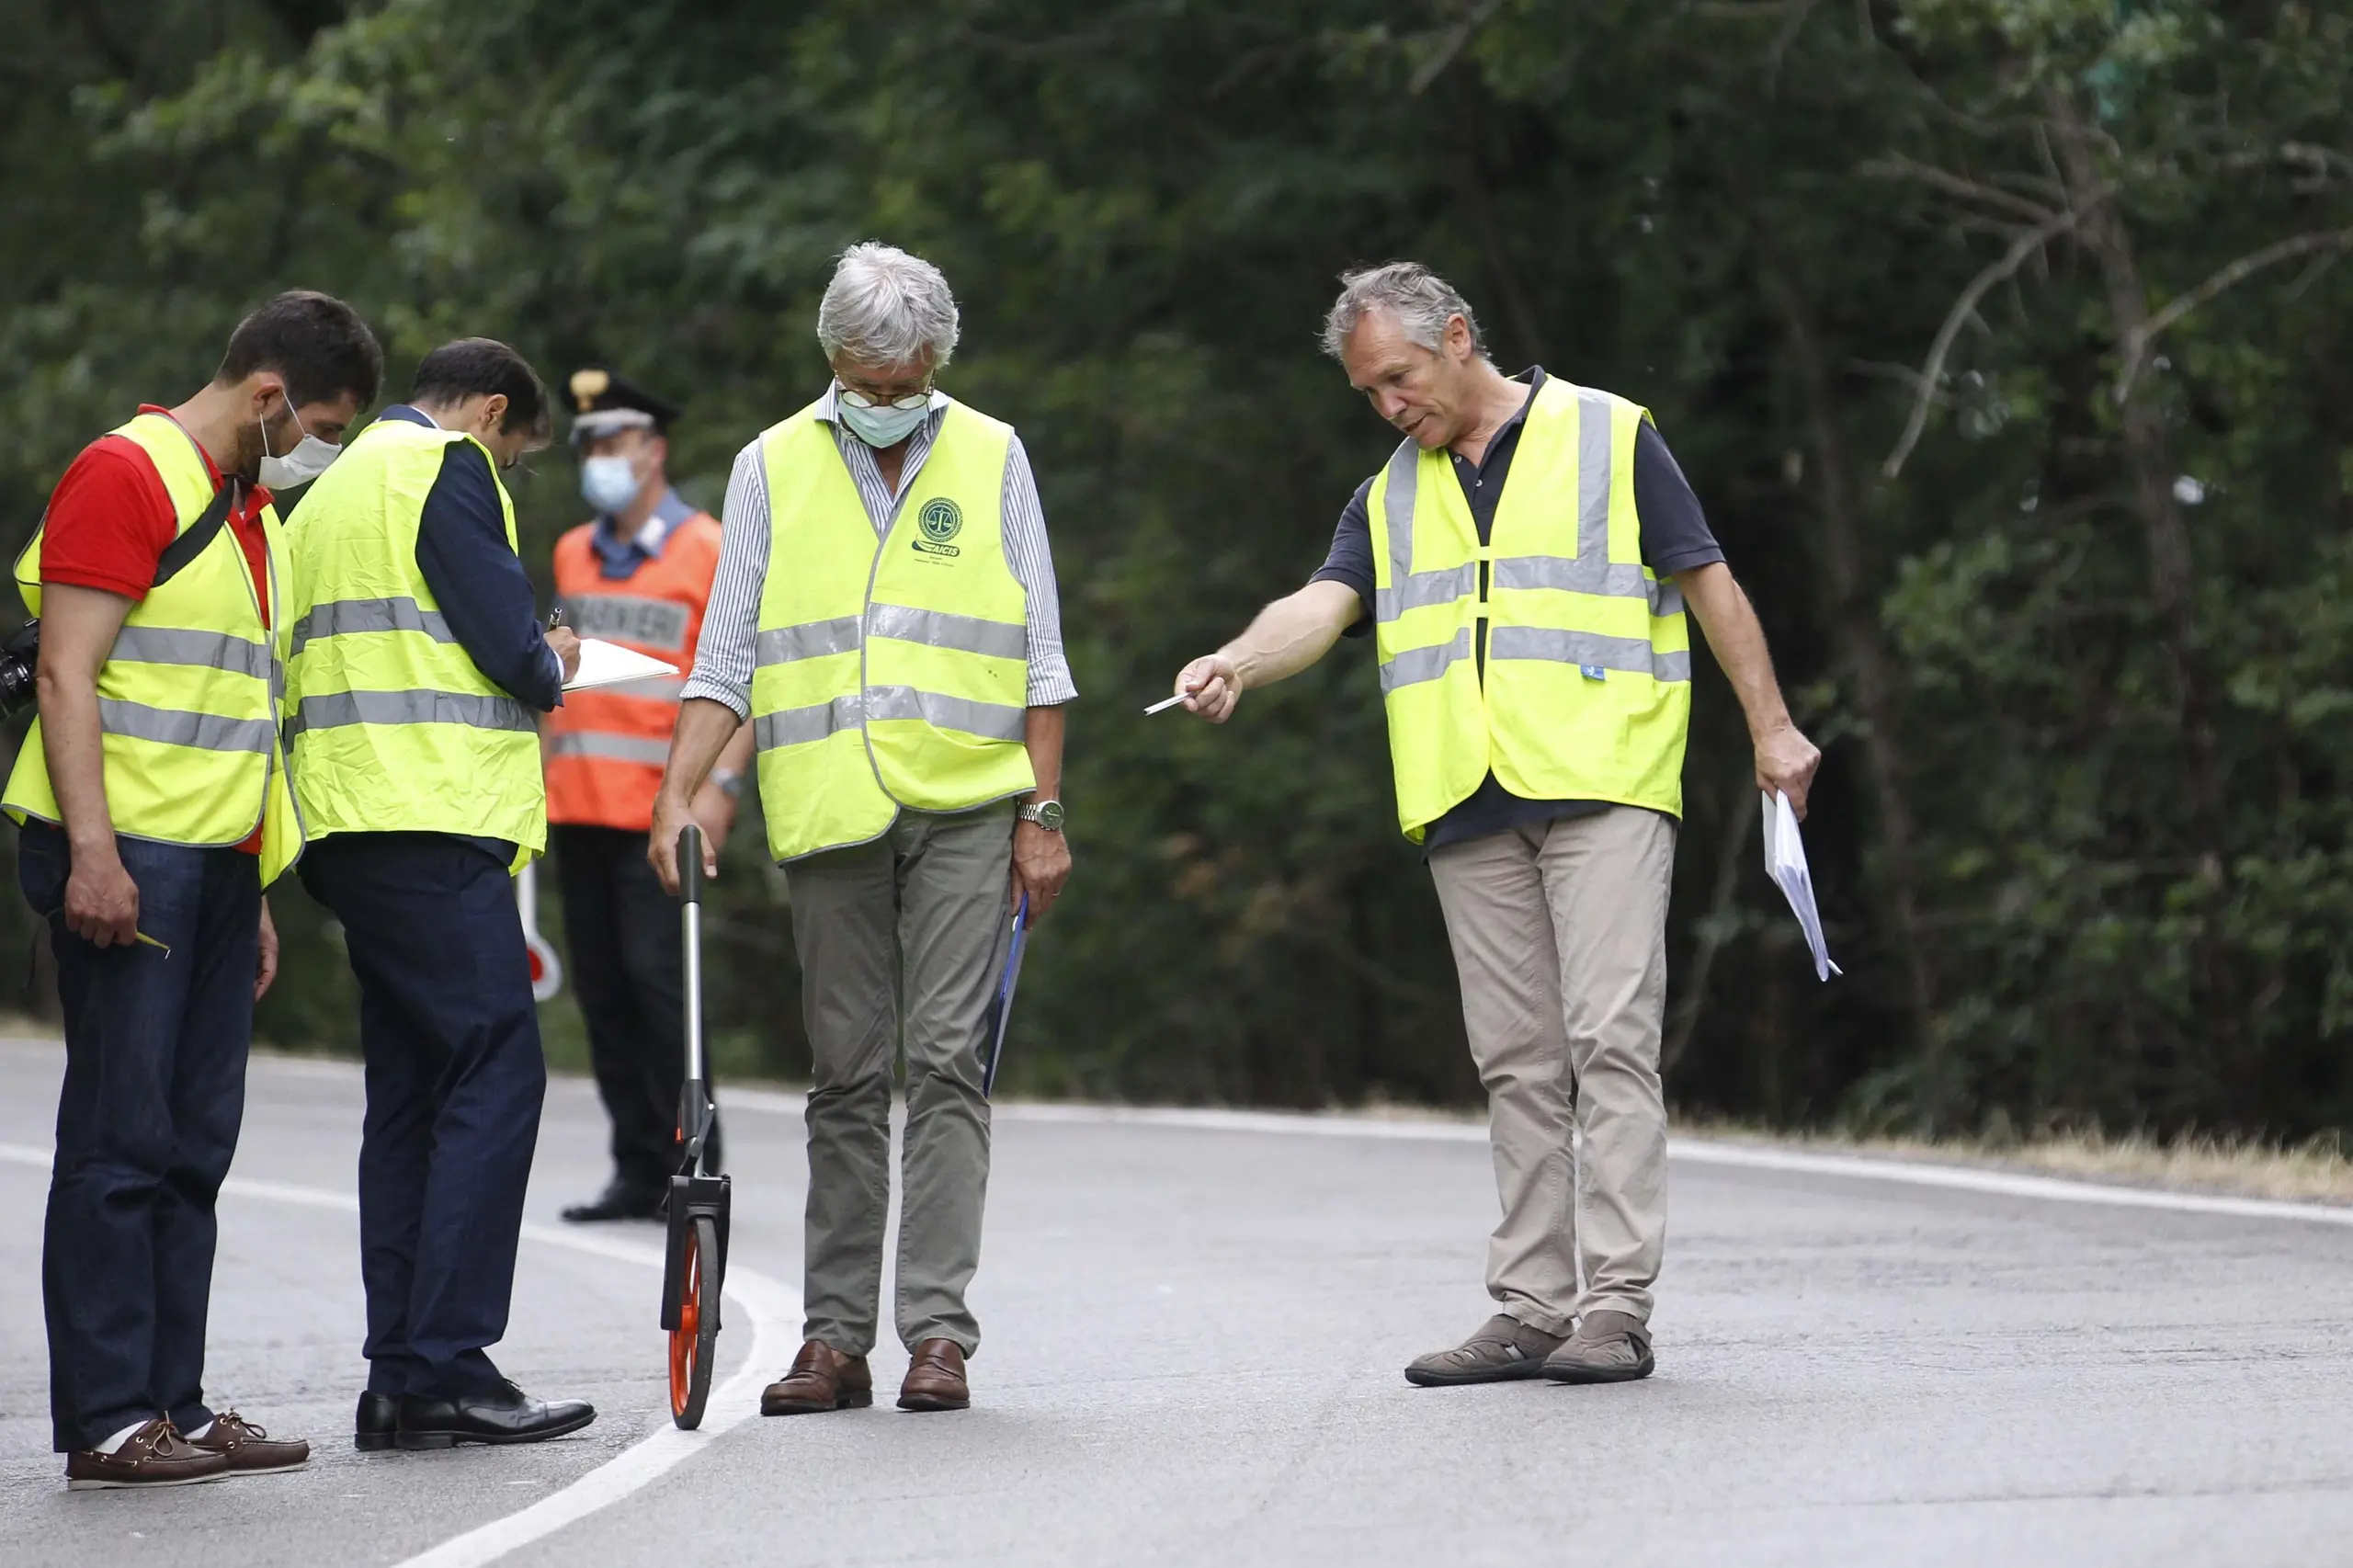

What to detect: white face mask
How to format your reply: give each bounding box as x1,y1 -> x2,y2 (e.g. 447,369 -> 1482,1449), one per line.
580,454 -> 641,515
836,385 -> 931,449
257,397 -> 340,489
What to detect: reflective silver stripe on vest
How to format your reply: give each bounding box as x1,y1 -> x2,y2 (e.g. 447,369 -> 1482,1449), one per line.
289,597 -> 456,657
108,626 -> 275,682
1377,628 -> 1474,695
756,617 -> 864,666
98,699 -> 276,754
1565,392 -> 1684,618
547,731 -> 672,766
753,686 -> 1025,748
866,603 -> 1028,662
1489,553 -> 1685,619
1374,562 -> 1477,622
754,694 -> 865,750
1576,390 -> 1612,564
864,685 -> 1027,742
283,688 -> 536,742
1487,626 -> 1691,684
1377,438 -> 1472,625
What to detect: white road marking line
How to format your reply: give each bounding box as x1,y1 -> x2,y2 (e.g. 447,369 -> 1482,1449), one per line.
395,1267 -> 797,1568
0,1139 -> 800,1567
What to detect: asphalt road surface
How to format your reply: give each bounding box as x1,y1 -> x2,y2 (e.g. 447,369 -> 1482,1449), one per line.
3,1034 -> 2351,1567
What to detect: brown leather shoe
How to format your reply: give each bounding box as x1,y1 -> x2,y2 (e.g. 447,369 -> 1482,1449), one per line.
761,1340 -> 873,1415
64,1417 -> 231,1490
188,1410 -> 310,1474
897,1338 -> 971,1412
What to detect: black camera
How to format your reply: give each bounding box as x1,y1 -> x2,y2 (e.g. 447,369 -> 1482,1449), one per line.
0,619 -> 40,719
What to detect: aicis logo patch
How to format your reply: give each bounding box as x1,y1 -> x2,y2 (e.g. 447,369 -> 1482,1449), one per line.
913,497 -> 963,558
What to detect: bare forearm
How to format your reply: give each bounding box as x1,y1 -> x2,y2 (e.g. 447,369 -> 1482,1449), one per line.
687,719 -> 758,835
1022,703 -> 1065,799
656,697 -> 746,808
1678,562 -> 1792,739
37,669 -> 116,854
35,585 -> 137,856
1219,581 -> 1359,690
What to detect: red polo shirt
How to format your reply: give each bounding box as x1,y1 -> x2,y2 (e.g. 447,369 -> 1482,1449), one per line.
40,407 -> 276,853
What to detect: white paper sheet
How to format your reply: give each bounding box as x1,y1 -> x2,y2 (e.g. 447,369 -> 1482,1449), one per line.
1762,790 -> 1841,983
562,637 -> 679,693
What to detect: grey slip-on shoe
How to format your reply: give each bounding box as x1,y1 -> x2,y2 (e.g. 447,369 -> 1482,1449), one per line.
1404,1313 -> 1567,1387
1542,1309 -> 1655,1384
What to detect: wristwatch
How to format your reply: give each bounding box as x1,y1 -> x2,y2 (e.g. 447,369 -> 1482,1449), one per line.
1017,798 -> 1066,832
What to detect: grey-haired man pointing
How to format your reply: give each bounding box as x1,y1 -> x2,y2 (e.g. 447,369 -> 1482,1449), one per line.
1176,263 -> 1819,1388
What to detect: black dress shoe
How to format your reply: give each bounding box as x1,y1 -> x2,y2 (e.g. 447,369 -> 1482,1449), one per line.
395,1381 -> 596,1449
561,1178 -> 665,1223
355,1391 -> 399,1452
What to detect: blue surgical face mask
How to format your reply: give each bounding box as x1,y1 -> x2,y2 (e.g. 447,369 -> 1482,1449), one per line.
837,397 -> 928,449
580,454 -> 639,515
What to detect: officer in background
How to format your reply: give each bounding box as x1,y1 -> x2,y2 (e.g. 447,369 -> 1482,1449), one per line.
285,338 -> 596,1452
548,368 -> 752,1223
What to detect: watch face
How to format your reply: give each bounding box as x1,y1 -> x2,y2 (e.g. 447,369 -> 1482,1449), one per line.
1032,800 -> 1066,831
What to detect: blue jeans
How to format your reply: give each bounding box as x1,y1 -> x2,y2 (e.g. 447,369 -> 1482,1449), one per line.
298,832 -> 546,1399
18,821 -> 259,1452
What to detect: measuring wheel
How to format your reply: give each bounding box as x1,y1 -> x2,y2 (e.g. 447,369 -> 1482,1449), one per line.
659,824 -> 733,1431
668,1212 -> 721,1427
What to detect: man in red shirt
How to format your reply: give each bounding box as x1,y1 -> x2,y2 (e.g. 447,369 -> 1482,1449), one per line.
6,290 -> 382,1488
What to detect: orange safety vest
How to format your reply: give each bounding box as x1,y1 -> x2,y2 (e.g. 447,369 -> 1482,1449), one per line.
543,506 -> 722,832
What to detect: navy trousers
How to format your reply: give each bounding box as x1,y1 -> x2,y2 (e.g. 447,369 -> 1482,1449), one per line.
19,821 -> 258,1453
299,832 -> 546,1400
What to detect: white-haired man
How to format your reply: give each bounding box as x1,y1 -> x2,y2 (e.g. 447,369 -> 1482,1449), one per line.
651,242 -> 1074,1415
1174,263 -> 1819,1388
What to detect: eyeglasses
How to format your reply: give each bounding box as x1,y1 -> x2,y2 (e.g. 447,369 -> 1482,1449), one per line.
837,385 -> 932,413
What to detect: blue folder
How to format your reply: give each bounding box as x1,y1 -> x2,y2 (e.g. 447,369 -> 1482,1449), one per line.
979,894 -> 1029,1098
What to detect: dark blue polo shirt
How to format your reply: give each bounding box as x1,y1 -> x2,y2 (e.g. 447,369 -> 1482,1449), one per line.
1311,367 -> 1723,852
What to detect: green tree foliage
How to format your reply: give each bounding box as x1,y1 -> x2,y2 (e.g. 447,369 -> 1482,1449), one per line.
2,0 -> 2347,1134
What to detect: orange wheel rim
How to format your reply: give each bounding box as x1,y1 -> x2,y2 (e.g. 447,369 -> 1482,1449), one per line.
668,1227 -> 701,1415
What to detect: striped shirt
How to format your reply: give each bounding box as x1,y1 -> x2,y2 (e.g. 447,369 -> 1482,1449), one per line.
679,384 -> 1078,718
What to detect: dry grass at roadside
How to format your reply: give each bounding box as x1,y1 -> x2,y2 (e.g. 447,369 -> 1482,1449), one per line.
1685,1120 -> 2353,1207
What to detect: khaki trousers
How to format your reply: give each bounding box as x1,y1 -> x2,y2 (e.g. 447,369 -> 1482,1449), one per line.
785,802 -> 1014,1358
1427,806 -> 1674,1332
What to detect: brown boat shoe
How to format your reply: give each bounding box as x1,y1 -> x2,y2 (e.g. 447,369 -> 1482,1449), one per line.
897,1339 -> 971,1412
64,1417 -> 231,1490
1541,1310 -> 1656,1384
761,1341 -> 873,1416
188,1410 -> 311,1474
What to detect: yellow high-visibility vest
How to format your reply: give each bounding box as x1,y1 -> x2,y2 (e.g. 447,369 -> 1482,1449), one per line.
750,396 -> 1033,861
282,415 -> 546,861
4,412 -> 304,884
1368,376 -> 1691,840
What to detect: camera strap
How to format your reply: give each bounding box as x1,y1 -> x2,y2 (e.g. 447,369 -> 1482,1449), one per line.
150,480 -> 240,590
